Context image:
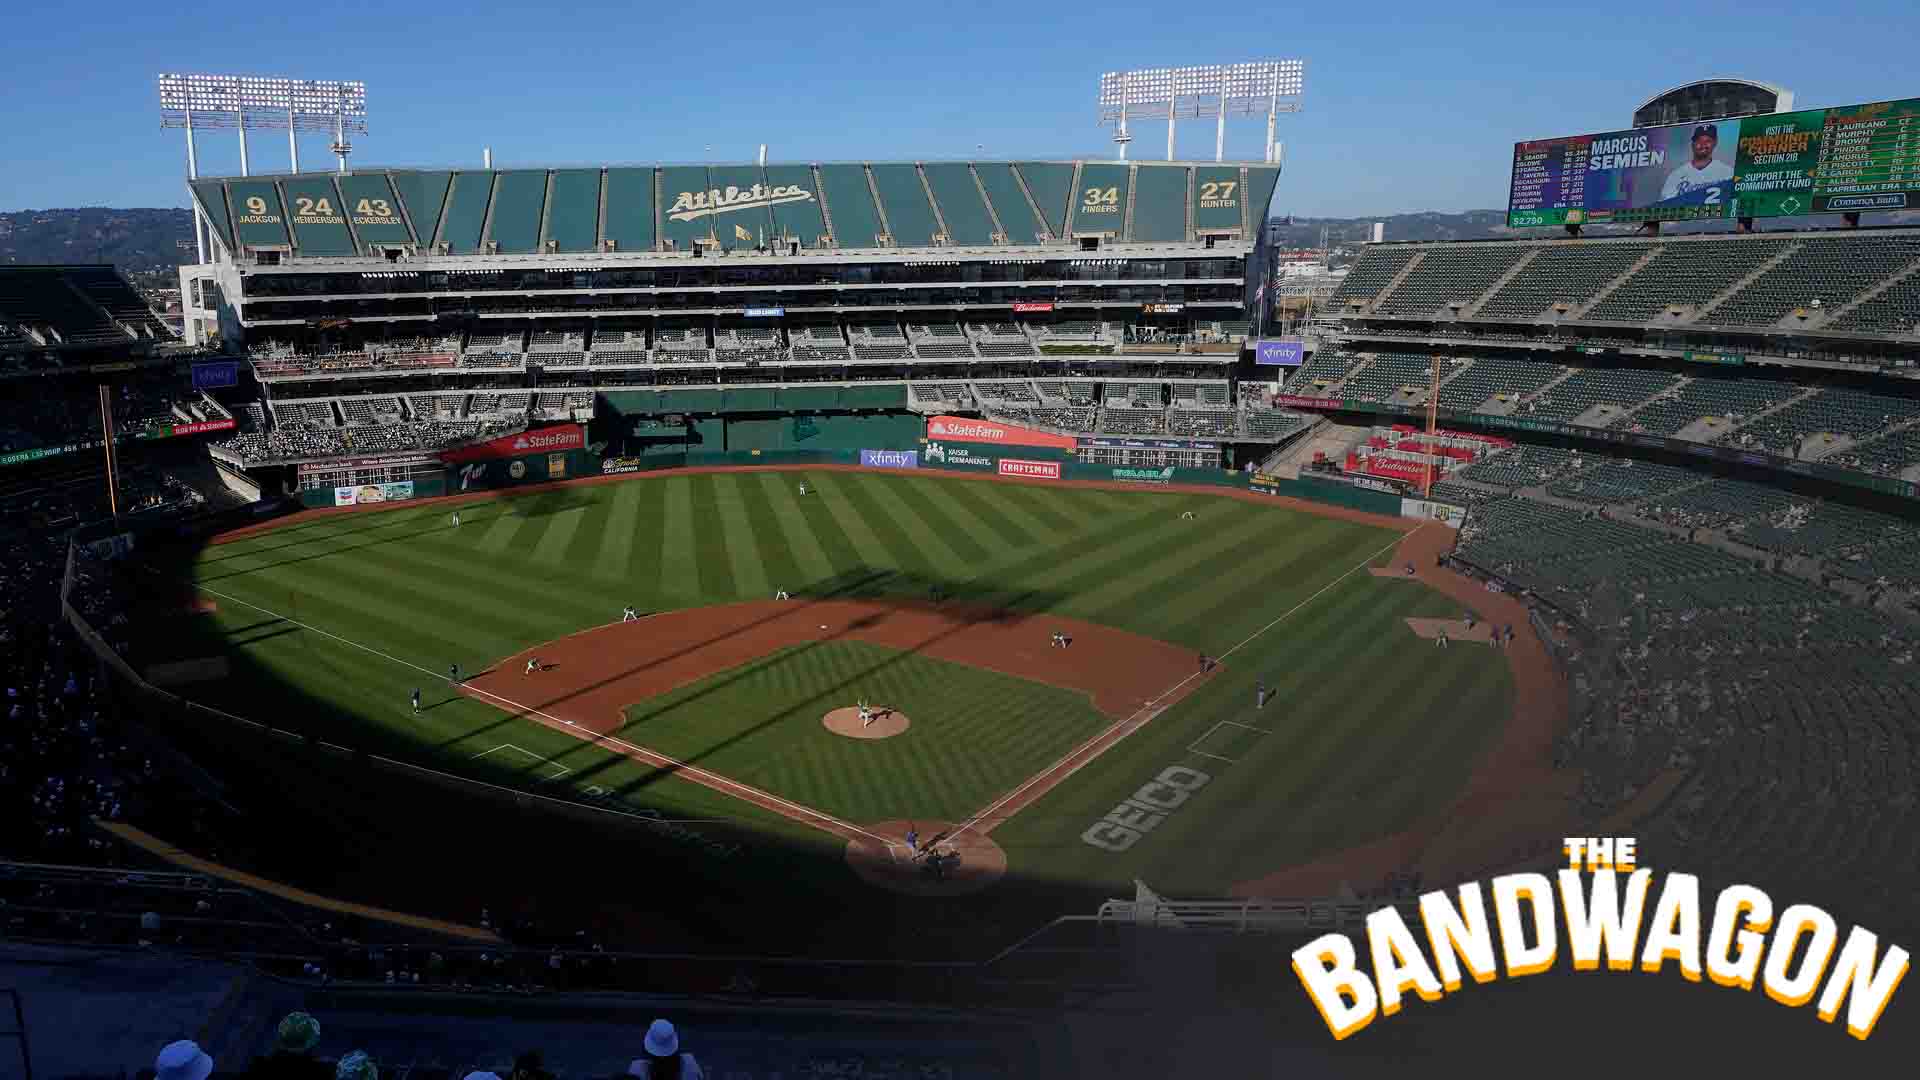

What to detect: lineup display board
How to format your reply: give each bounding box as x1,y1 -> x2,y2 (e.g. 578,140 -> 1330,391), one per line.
1510,96 -> 1920,226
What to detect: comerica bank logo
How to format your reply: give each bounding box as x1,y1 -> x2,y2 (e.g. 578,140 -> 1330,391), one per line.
1293,838 -> 1911,1042
666,184 -> 814,223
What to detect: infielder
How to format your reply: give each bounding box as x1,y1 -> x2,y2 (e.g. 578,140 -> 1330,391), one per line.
1256,681 -> 1267,710
411,688 -> 421,713
622,605 -> 638,622
525,656 -> 540,675
449,662 -> 460,684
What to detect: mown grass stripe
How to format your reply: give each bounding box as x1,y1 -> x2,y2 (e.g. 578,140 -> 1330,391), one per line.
805,473 -> 906,575
753,472 -> 834,588
591,479 -> 644,583
708,473 -> 772,599
475,509 -> 529,554
532,505 -> 590,565
1070,507 -> 1320,630
934,477 -> 1050,550
880,474 -> 997,564
658,476 -> 702,602
848,473 -> 970,575
686,474 -> 738,599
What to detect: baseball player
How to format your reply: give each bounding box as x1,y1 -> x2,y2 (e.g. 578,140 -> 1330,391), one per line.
1436,629 -> 1449,650
449,662 -> 460,685
411,688 -> 421,713
775,589 -> 790,600
622,604 -> 637,622
1181,511 -> 1194,520
858,698 -> 872,728
525,656 -> 539,675
797,482 -> 809,496
905,826 -> 919,853
1257,681 -> 1267,710
450,511 -> 461,528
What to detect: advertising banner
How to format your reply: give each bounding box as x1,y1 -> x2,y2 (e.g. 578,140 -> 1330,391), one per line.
1351,455 -> 1432,486
1508,117 -> 1741,226
744,306 -> 784,317
1401,499 -> 1467,528
1012,302 -> 1054,313
1253,339 -> 1306,366
333,481 -> 416,506
926,415 -> 1078,450
191,360 -> 241,389
438,424 -> 585,464
859,448 -> 919,469
998,458 -> 1061,480
601,456 -> 645,475
0,441 -> 104,467
921,441 -> 999,469
1108,466 -> 1176,484
1276,394 -> 1338,408
135,418 -> 238,440
1685,350 -> 1746,366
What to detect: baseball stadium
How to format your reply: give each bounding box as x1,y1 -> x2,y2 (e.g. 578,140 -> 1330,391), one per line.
7,65 -> 1920,1077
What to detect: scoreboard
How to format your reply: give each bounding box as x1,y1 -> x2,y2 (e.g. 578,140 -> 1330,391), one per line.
1509,95 -> 1920,226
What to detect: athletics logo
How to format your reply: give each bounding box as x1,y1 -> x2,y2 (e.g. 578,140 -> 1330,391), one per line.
666,184 -> 814,223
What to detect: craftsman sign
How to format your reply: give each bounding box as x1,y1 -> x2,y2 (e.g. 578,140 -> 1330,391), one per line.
1080,765 -> 1213,853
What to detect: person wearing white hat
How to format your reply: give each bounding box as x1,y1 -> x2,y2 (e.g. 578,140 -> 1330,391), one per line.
155,1040 -> 214,1080
627,1019 -> 702,1079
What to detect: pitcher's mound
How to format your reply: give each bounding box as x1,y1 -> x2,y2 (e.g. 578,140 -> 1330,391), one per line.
823,705 -> 909,739
845,820 -> 1007,896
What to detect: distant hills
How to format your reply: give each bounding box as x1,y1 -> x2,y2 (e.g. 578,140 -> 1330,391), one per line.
0,208 -> 195,275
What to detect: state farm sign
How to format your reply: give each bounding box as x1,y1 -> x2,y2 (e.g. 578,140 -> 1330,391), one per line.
438,424 -> 585,464
925,415 -> 1077,450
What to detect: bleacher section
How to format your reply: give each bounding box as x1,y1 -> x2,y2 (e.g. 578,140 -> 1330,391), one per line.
1342,352 -> 1438,403
1434,354 -> 1562,411
1328,247 -> 1419,307
1371,246 -> 1529,318
1698,236 -> 1920,328
0,266 -> 138,347
1515,366 -> 1678,424
1474,242 -> 1651,320
1617,374 -> 1802,436
1584,237 -> 1792,322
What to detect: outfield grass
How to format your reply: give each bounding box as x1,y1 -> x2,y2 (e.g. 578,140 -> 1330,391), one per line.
148,469 -> 1511,899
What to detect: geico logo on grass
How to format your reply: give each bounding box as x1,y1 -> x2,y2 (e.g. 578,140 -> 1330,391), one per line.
1079,765 -> 1211,852
1292,837 -> 1913,1043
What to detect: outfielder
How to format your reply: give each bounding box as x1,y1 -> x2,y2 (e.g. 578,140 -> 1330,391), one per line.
411,688 -> 421,713
449,662 -> 460,685
797,482 -> 809,496
450,511 -> 461,528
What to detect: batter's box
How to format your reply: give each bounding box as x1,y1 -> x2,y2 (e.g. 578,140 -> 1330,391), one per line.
1188,720 -> 1271,764
472,742 -> 573,781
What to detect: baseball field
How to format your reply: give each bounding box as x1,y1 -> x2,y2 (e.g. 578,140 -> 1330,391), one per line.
142,466 -> 1518,916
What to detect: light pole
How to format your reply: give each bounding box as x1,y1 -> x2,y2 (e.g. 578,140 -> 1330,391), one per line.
1099,61 -> 1303,162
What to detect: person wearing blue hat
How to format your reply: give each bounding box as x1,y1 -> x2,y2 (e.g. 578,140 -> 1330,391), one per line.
627,1019 -> 702,1079
155,1040 -> 214,1080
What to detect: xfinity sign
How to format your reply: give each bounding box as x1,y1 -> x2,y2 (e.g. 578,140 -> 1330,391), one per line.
860,449 -> 919,469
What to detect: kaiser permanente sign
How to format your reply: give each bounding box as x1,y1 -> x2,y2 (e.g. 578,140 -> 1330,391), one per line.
437,424 -> 585,464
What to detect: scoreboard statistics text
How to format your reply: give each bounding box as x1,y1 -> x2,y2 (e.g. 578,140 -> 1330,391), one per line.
1509,95 -> 1920,226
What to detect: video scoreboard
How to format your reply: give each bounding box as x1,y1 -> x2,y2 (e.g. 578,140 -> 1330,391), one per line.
1509,95 -> 1920,227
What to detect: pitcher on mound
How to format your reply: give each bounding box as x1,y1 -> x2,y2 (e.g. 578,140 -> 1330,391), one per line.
858,698 -> 872,728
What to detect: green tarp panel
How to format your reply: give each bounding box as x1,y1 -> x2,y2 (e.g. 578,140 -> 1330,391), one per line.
1130,165 -> 1189,243
764,164 -> 827,248
546,169 -> 601,253
661,388 -> 723,413
488,170 -> 548,254
1014,163 -> 1074,237
1070,163 -> 1129,235
721,387 -> 778,412
390,171 -> 452,248
922,164 -> 996,245
973,164 -> 1044,243
228,180 -> 290,248
658,166 -> 712,250
191,182 -> 234,251
1192,165 -> 1245,232
818,165 -> 882,248
337,174 -> 414,246
706,165 -> 774,248
438,172 -> 494,253
839,384 -> 908,409
777,386 -> 842,410
870,164 -> 939,247
690,418 -> 725,450
1243,167 -> 1282,232
600,390 -> 660,416
602,168 -> 656,253
282,177 -> 355,255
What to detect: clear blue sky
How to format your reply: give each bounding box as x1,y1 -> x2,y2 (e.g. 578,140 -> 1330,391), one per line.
4,0 -> 1916,217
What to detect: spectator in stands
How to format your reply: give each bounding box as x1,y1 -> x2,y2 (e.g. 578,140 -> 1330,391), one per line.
334,1051 -> 377,1080
245,1013 -> 328,1080
510,1052 -> 554,1080
155,1040 -> 215,1080
628,1019 -> 702,1079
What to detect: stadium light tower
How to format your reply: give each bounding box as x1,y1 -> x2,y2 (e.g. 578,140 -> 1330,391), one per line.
158,74 -> 368,262
1098,61 -> 1303,162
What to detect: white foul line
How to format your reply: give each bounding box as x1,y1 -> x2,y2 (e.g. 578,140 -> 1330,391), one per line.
191,582 -> 893,846
947,524 -> 1423,842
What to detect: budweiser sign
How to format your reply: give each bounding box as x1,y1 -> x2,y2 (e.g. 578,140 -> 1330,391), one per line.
439,424 -> 585,464
1012,302 -> 1054,313
666,184 -> 813,223
925,415 -> 1078,450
